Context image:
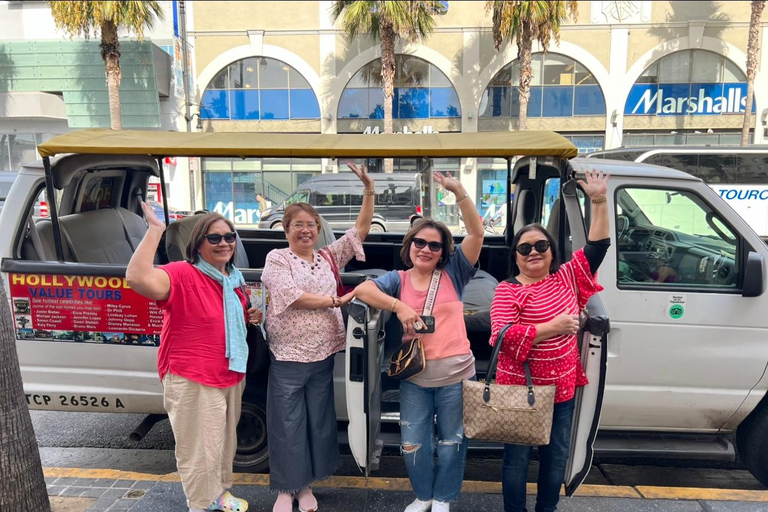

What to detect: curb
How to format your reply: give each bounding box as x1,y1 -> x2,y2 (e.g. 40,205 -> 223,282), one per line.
44,467 -> 768,503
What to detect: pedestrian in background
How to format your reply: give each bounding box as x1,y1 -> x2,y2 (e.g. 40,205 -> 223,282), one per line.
490,170 -> 610,512
260,163 -> 374,512
354,172 -> 484,512
127,208 -> 261,512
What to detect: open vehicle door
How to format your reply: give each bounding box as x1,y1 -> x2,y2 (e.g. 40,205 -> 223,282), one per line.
345,299 -> 387,475
509,159 -> 609,496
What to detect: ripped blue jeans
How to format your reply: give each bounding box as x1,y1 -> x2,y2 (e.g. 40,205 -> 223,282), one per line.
399,379 -> 469,503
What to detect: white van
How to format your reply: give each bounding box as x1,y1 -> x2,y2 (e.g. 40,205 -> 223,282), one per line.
588,147 -> 768,240
2,130 -> 768,490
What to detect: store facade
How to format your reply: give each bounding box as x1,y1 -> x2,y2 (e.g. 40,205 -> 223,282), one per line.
188,0 -> 767,227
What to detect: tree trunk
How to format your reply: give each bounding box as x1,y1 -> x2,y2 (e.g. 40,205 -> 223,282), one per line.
516,26 -> 533,132
381,22 -> 396,173
0,277 -> 50,512
741,0 -> 765,146
101,21 -> 123,130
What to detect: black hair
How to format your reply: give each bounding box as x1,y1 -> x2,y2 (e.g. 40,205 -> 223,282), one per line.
507,223 -> 560,279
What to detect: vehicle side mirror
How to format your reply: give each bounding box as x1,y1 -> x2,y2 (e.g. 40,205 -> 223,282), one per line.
665,192 -> 672,204
743,251 -> 765,297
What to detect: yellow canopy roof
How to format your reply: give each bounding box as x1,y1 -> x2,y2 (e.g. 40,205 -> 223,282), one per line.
38,129 -> 578,159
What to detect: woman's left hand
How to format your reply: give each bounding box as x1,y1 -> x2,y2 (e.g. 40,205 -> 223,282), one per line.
247,306 -> 262,325
347,162 -> 374,190
577,169 -> 609,199
433,171 -> 464,195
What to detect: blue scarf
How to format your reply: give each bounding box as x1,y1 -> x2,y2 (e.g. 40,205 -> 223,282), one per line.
194,259 -> 248,374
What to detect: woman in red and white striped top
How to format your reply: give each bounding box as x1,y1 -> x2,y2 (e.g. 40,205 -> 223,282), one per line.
490,170 -> 610,512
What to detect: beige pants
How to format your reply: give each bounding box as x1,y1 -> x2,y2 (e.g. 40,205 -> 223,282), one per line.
162,373 -> 245,509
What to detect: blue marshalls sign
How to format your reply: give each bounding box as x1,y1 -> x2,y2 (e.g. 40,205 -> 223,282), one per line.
625,83 -> 755,116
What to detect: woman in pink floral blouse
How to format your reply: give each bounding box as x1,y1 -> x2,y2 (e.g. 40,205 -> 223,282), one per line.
260,163 -> 373,512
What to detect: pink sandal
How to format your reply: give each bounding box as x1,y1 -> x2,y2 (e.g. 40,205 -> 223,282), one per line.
297,487 -> 318,512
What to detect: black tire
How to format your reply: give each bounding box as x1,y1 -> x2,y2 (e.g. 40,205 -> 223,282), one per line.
234,388 -> 269,472
369,223 -> 385,233
737,400 -> 768,486
270,221 -> 284,231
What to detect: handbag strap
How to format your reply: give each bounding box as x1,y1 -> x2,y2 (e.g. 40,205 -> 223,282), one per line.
319,248 -> 342,288
421,269 -> 442,316
484,323 -> 536,406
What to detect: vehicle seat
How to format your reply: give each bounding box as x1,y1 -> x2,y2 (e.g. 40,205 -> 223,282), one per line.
165,213 -> 249,268
21,218 -> 63,261
58,207 -> 147,264
313,215 -> 336,250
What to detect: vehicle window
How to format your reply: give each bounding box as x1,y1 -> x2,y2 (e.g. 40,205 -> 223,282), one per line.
697,154 -> 737,184
616,187 -> 739,289
644,154 -> 701,179
80,177 -> 116,212
0,179 -> 12,200
375,181 -> 413,207
312,184 -> 351,206
285,190 -> 309,205
736,154 -> 768,185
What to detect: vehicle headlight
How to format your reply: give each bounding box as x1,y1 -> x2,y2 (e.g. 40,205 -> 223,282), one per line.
261,208 -> 272,218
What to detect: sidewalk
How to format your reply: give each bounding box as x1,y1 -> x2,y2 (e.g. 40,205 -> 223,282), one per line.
45,467 -> 768,512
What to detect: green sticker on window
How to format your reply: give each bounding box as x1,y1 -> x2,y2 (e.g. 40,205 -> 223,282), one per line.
669,304 -> 685,319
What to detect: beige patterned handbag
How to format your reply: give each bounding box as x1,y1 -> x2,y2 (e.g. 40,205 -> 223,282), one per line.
463,324 -> 556,445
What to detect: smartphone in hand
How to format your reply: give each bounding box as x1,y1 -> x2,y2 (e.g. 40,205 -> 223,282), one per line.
415,315 -> 435,334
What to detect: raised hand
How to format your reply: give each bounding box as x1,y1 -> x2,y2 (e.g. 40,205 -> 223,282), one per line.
432,171 -> 463,195
141,201 -> 166,232
577,169 -> 609,199
347,162 -> 374,189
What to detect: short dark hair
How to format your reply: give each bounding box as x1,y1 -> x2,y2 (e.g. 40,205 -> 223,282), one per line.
400,218 -> 454,269
507,223 -> 560,278
186,213 -> 237,265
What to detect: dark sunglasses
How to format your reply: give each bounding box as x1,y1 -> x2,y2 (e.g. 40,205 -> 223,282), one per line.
205,232 -> 237,245
412,237 -> 443,252
516,240 -> 551,256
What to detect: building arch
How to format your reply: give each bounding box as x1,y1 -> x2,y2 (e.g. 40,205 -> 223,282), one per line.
195,44 -> 322,116
328,42 -> 467,126
476,39 -> 611,117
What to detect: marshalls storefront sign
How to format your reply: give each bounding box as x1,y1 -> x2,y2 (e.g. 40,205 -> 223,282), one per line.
625,83 -> 755,115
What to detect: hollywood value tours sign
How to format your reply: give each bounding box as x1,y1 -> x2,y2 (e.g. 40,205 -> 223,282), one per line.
625,83 -> 756,116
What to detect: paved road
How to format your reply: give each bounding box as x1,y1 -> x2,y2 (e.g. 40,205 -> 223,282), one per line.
31,410 -> 766,491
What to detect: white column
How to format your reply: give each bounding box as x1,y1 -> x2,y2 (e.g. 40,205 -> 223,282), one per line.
319,1 -> 337,137
753,24 -> 768,144
460,29 -> 480,201
605,27 -> 628,149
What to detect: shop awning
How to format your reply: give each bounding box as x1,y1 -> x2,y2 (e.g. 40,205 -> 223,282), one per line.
38,129 -> 579,159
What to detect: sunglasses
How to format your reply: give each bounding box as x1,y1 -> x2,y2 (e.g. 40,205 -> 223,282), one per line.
205,232 -> 237,245
516,240 -> 551,256
412,237 -> 443,252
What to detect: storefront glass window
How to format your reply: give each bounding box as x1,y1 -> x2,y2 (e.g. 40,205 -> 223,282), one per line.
625,50 -> 752,116
202,158 -> 321,226
201,57 -> 320,121
479,54 -> 605,118
338,56 -> 460,120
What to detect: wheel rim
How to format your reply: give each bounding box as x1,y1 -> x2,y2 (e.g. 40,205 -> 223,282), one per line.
234,401 -> 268,469
370,224 -> 384,233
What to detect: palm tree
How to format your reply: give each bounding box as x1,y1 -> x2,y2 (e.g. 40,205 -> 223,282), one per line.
487,1 -> 577,131
0,278 -> 50,511
331,1 -> 447,139
49,1 -> 164,130
741,0 -> 765,146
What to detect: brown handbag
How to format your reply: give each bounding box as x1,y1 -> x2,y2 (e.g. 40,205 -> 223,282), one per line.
462,323 -> 556,445
387,269 -> 441,380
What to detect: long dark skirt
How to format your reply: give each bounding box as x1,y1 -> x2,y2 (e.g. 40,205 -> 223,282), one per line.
267,354 -> 339,492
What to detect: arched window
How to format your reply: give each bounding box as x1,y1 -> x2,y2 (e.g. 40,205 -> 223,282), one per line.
625,50 -> 752,116
479,54 -> 606,118
338,56 -> 460,119
201,57 -> 320,120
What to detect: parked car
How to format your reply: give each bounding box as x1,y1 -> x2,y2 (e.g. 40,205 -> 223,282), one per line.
0,171 -> 16,215
148,201 -> 185,223
257,173 -> 423,233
